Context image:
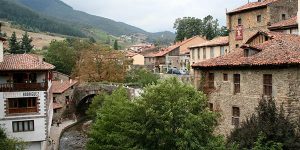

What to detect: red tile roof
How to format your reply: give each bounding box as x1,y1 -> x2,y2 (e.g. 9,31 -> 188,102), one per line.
0,54 -> 55,71
146,36 -> 204,57
192,32 -> 300,69
125,51 -> 139,57
0,37 -> 6,41
52,80 -> 78,94
227,0 -> 278,15
190,36 -> 229,48
53,102 -> 63,109
269,16 -> 298,30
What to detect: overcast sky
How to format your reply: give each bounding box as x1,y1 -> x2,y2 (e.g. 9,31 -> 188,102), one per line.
61,0 -> 256,32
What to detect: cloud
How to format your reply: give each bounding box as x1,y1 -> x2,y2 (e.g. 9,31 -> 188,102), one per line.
61,0 -> 251,32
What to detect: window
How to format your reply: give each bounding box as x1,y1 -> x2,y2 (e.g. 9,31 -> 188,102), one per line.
238,18 -> 242,25
203,48 -> 206,59
220,46 -> 225,56
208,73 -> 214,89
192,49 -> 195,59
197,49 -> 200,59
8,98 -> 38,114
210,47 -> 214,58
223,74 -> 228,81
54,109 -> 57,113
235,44 -> 239,48
257,15 -> 262,22
53,97 -> 56,103
233,74 -> 240,94
281,14 -> 286,20
209,103 -> 214,111
12,120 -> 34,132
263,74 -> 272,96
232,107 -> 240,127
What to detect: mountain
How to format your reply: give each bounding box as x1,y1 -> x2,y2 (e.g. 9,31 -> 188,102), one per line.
14,0 -> 175,42
0,0 -> 85,37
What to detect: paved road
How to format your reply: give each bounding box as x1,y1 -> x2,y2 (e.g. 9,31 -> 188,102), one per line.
48,119 -> 76,150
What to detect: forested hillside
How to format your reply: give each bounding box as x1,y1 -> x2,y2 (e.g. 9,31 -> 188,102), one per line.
15,0 -> 175,43
0,0 -> 85,37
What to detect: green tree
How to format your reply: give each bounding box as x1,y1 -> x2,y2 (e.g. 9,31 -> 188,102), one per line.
113,40 -> 118,50
253,133 -> 283,150
89,37 -> 96,43
0,127 -> 26,150
174,15 -> 227,41
9,32 -> 20,54
20,32 -> 33,53
88,78 -> 226,149
86,93 -> 107,119
227,97 -> 300,149
173,17 -> 202,41
125,68 -> 160,87
44,40 -> 77,75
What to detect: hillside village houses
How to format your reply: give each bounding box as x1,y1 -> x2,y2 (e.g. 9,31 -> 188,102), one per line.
145,36 -> 207,73
191,0 -> 300,136
125,51 -> 145,66
0,36 -> 54,149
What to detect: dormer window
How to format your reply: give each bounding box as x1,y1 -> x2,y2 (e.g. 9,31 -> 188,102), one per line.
244,48 -> 259,57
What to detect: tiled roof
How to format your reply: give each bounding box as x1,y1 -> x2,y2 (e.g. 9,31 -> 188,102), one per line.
192,32 -> 300,69
269,16 -> 298,30
190,36 -> 228,48
53,102 -> 63,109
0,37 -> 6,41
227,0 -> 278,14
146,36 -> 203,57
0,54 -> 55,71
52,80 -> 78,94
125,51 -> 139,57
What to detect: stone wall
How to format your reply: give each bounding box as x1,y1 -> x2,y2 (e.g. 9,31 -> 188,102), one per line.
194,66 -> 300,136
53,87 -> 75,120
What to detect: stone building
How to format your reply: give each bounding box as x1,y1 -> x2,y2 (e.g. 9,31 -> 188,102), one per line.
145,36 -> 207,72
269,16 -> 298,34
52,80 -> 78,121
226,0 -> 298,50
189,36 -> 229,74
192,31 -> 300,136
0,53 -> 54,150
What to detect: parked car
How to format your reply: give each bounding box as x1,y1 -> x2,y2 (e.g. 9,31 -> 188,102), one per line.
167,68 -> 181,75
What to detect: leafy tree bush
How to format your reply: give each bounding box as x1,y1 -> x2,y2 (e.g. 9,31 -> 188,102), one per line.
253,133 -> 283,150
125,68 -> 160,87
0,127 -> 26,150
86,93 -> 107,119
227,97 -> 300,150
87,78 -> 226,149
174,15 -> 228,41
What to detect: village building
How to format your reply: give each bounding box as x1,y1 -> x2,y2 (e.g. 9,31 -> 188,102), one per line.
145,36 -> 207,73
192,31 -> 300,136
226,0 -> 298,50
129,43 -> 155,53
52,79 -> 78,121
268,16 -> 298,34
0,45 -> 55,150
189,36 -> 229,74
125,51 -> 145,66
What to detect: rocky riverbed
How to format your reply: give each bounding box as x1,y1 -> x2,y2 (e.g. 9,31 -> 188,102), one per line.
59,120 -> 92,150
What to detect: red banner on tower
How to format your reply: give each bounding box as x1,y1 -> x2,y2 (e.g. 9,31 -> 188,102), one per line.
235,25 -> 243,41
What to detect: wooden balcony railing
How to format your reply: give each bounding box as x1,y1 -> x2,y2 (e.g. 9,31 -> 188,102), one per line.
0,83 -> 47,92
8,107 -> 38,114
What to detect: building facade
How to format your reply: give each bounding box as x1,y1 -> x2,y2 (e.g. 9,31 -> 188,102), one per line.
269,16 -> 298,34
0,54 -> 54,150
192,31 -> 300,136
189,36 -> 229,74
227,0 -> 298,50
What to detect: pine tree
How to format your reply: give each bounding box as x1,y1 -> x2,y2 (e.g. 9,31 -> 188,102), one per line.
20,32 -> 33,53
113,40 -> 118,50
9,32 -> 20,54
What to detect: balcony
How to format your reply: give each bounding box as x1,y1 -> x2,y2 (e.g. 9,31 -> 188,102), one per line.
0,82 -> 47,92
8,107 -> 38,114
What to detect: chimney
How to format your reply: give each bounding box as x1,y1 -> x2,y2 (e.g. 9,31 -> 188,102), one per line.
0,40 -> 3,62
298,0 -> 300,35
